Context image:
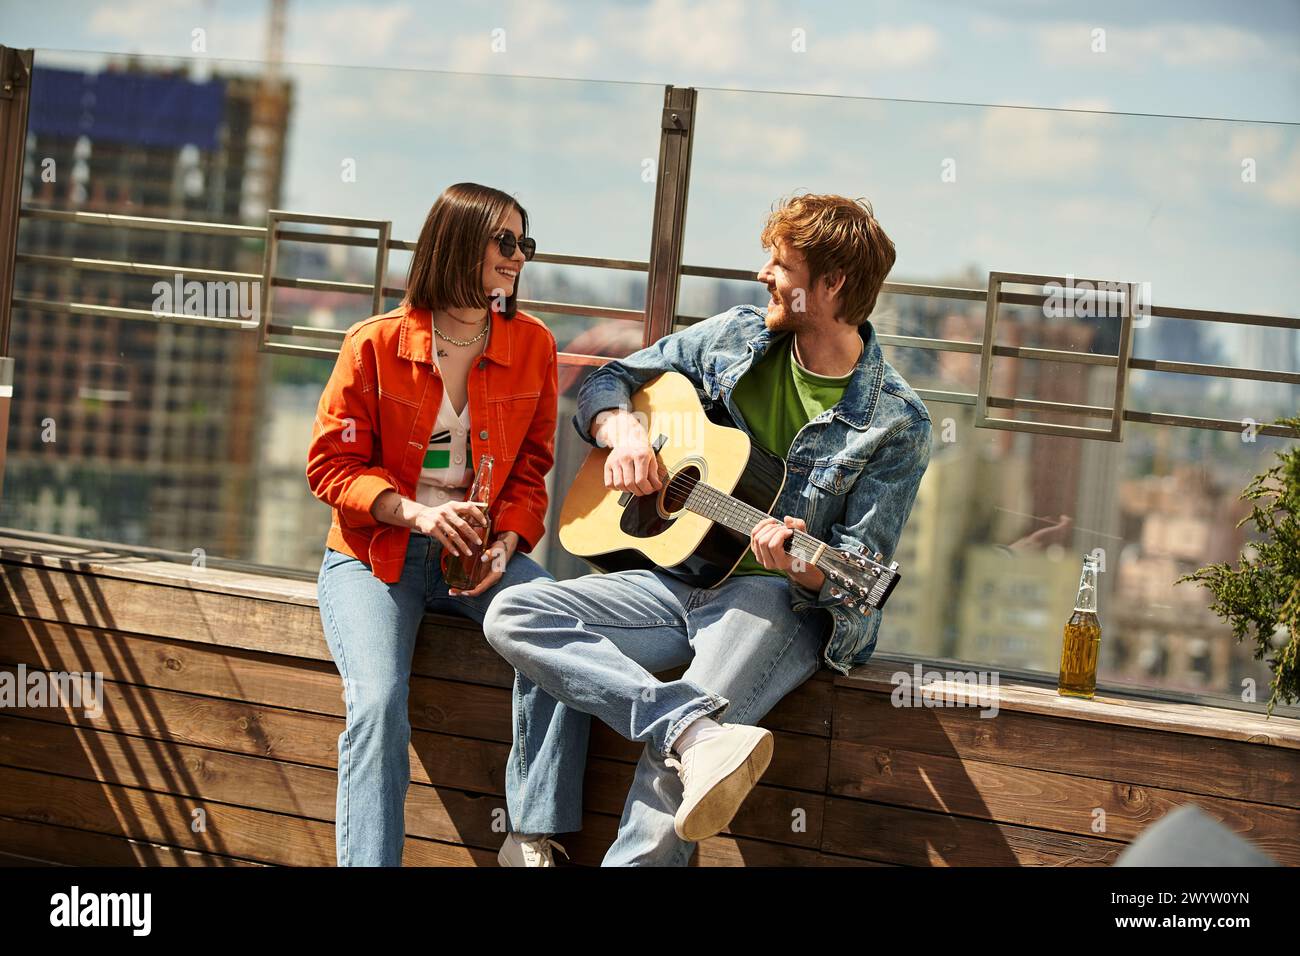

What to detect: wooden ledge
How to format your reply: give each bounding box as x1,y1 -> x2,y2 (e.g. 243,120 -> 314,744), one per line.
3,532 -> 1295,748
839,658 -> 1300,750
0,533 -> 326,607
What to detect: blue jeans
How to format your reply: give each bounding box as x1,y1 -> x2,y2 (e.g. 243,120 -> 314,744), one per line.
483,568 -> 826,866
316,532 -> 560,866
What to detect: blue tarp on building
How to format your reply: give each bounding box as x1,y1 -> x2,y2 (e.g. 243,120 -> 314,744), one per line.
28,66 -> 227,151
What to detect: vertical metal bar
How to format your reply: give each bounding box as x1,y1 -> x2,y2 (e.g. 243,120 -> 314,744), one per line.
1109,281 -> 1137,440
258,209 -> 282,351
0,46 -> 34,499
0,46 -> 35,357
372,220 -> 390,315
643,85 -> 696,347
974,271 -> 1004,432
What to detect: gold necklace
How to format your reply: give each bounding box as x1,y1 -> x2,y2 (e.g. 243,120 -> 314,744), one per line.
433,313 -> 489,348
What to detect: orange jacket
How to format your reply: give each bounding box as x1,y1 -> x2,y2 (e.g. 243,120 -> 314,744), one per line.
306,301 -> 557,583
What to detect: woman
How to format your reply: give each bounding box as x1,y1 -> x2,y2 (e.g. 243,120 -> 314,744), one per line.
307,183 -> 558,866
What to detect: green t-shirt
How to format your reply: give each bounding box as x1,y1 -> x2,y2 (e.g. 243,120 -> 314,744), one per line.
728,333 -> 853,577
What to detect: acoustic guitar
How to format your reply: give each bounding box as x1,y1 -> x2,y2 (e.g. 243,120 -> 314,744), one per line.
558,372 -> 902,612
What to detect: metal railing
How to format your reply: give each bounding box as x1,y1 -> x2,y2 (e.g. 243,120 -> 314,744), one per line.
11,203 -> 1300,439
678,266 -> 1300,440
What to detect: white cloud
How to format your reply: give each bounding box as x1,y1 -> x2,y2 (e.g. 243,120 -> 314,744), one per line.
612,0 -> 752,73
973,108 -> 1103,182
85,0 -> 263,60
1058,97 -> 1113,113
1259,146 -> 1300,207
821,24 -> 940,70
1036,21 -> 1295,70
290,4 -> 419,63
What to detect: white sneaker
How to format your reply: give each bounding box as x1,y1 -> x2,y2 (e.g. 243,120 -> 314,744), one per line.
668,723 -> 774,842
497,832 -> 569,867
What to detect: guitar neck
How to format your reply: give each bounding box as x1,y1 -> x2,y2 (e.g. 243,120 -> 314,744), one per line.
684,481 -> 839,576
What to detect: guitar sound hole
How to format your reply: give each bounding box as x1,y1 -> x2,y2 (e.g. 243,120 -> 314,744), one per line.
617,463 -> 700,540
661,464 -> 700,515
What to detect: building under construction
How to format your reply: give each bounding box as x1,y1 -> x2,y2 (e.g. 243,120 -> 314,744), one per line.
6,58 -> 291,558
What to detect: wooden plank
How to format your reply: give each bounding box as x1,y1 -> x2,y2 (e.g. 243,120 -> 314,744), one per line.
0,815 -> 259,866
0,716 -> 509,855
833,689 -> 1300,810
0,714 -> 518,855
821,796 -> 1125,866
0,608 -> 833,736
0,616 -> 832,743
763,671 -> 832,737
0,559 -> 335,661
0,764 -> 334,865
0,608 -> 506,697
0,713 -> 340,817
581,756 -> 824,849
560,810 -> 830,867
0,663 -> 826,789
829,740 -> 1300,865
815,851 -> 896,867
0,615 -> 348,712
0,714 -> 819,852
0,534 -> 322,605
0,737 -> 818,868
402,837 -> 498,867
0,764 -> 494,867
840,658 -> 1300,749
0,555 -> 487,670
589,719 -> 828,791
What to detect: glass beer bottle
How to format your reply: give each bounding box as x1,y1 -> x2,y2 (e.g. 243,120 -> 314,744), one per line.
1058,553 -> 1102,699
441,454 -> 495,591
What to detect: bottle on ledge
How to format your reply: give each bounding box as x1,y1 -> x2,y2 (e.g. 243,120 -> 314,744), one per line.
1058,553 -> 1102,699
442,453 -> 495,591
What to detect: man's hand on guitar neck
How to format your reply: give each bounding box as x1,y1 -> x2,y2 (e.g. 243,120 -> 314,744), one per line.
592,408 -> 664,496
752,516 -> 827,594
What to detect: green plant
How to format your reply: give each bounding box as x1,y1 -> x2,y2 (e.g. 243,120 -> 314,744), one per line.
1177,415 -> 1299,716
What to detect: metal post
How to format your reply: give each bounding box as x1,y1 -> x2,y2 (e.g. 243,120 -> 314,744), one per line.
0,46 -> 34,500
643,85 -> 696,347
0,46 -> 34,356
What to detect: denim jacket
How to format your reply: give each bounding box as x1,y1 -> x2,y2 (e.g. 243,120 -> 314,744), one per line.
572,305 -> 932,675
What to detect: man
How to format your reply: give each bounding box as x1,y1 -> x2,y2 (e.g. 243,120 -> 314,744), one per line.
484,193 -> 932,866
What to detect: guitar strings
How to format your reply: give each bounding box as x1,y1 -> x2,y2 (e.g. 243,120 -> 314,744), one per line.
639,465 -> 883,601
658,469 -> 818,559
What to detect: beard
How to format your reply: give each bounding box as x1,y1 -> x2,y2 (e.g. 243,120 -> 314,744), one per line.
763,292 -> 810,335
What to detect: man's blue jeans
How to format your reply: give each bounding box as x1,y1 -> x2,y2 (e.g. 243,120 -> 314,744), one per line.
316,532 -> 561,866
484,568 -> 826,866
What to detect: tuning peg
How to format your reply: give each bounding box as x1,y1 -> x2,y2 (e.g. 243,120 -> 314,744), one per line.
873,551 -> 883,562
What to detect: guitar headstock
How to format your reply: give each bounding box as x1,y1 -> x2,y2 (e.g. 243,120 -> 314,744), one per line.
821,548 -> 902,612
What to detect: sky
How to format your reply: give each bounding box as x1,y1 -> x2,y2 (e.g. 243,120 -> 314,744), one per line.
4,0 -> 1299,337
5,0 -> 1298,121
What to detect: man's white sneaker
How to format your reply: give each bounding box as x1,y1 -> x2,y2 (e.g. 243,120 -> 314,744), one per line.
497,832 -> 568,867
668,723 -> 774,842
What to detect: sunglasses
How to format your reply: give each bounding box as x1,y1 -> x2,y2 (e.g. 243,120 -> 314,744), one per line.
493,231 -> 536,261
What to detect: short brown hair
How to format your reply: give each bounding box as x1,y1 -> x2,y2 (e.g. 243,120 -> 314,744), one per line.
405,182 -> 529,319
760,193 -> 896,325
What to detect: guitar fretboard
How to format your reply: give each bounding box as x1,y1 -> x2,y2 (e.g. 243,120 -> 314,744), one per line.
676,479 -> 841,579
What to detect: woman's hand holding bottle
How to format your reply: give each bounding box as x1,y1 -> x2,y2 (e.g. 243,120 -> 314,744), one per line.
414,500 -> 488,556
451,530 -> 519,597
